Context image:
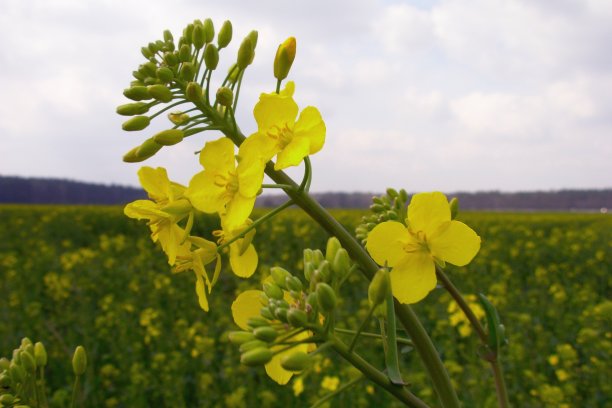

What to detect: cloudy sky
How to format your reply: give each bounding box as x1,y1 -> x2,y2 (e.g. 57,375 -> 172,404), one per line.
1,0 -> 610,193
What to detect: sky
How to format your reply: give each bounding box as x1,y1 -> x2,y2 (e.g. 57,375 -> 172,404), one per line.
1,0 -> 611,193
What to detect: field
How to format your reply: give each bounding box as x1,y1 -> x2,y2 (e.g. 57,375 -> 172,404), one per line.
0,205 -> 610,407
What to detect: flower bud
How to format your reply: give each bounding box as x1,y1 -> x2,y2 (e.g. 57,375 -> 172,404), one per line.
141,46 -> 153,59
304,262 -> 315,282
156,67 -> 174,83
136,138 -> 163,160
0,394 -> 15,405
164,52 -> 178,66
263,282 -> 283,300
303,248 -> 313,264
132,70 -> 146,81
122,146 -> 141,163
287,309 -> 308,327
253,326 -> 278,342
316,261 -> 331,283
228,331 -> 255,345
237,38 -> 254,70
312,250 -> 324,266
239,340 -> 268,353
185,82 -> 203,102
280,351 -> 310,372
72,346 -> 87,376
226,63 -> 240,84
449,197 -> 459,220
260,307 -> 275,320
216,87 -> 233,107
0,357 -> 9,370
123,86 -> 151,101
325,237 -> 341,265
218,20 -> 232,49
286,276 -> 303,292
153,129 -> 184,146
180,62 -> 196,81
270,267 -> 292,288
163,29 -> 173,43
204,44 -> 219,70
183,23 -> 194,44
274,37 -> 296,81
10,362 -> 25,383
333,249 -> 350,276
147,85 -> 173,103
116,102 -> 149,116
246,316 -> 269,328
122,116 -> 150,131
316,283 -> 336,312
168,111 -> 190,125
141,61 -> 157,77
0,373 -> 10,387
20,351 -> 36,373
34,342 -> 47,367
274,307 -> 288,323
203,18 -> 214,43
179,44 -> 191,62
241,347 -> 273,367
192,24 -> 205,49
246,30 -> 258,49
368,268 -> 390,306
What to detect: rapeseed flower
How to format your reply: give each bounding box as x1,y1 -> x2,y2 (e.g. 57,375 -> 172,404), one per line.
239,81 -> 325,170
213,217 -> 258,278
366,192 -> 481,304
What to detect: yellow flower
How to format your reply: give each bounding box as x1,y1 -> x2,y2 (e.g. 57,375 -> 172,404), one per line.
366,192 -> 481,304
124,167 -> 192,265
186,137 -> 264,230
231,289 -> 310,385
292,377 -> 304,396
321,376 -> 340,391
447,294 -> 485,337
240,81 -> 326,170
213,218 -> 258,278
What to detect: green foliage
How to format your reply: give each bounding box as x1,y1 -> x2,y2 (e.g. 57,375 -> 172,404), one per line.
0,206 -> 610,407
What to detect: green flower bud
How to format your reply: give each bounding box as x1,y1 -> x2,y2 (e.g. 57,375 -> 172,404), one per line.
325,237 -> 341,265
368,268 -> 390,306
135,138 -> 163,161
185,82 -> 203,102
226,63 -> 240,84
286,276 -> 303,292
141,46 -> 153,59
23,343 -> 34,356
163,29 -> 174,43
34,342 -> 47,367
20,351 -> 36,373
263,282 -> 283,300
0,374 -> 10,388
260,307 -> 275,320
0,394 -> 15,405
122,146 -> 141,163
123,86 -> 151,101
216,86 -> 233,107
143,77 -> 158,86
141,61 -> 157,77
253,326 -> 278,342
132,70 -> 145,81
192,24 -> 205,49
237,38 -> 254,69
179,44 -> 191,62
274,307 -> 288,323
304,262 -> 315,282
312,249 -> 324,266
10,362 -> 25,383
228,331 -> 256,345
153,129 -> 184,146
0,357 -> 9,370
72,346 -> 87,376
241,347 -> 273,367
122,116 -> 150,131
246,316 -> 269,328
280,351 -> 310,372
203,18 -> 214,43
316,283 -> 336,312
274,37 -> 296,81
239,340 -> 268,353
270,267 -> 292,288
370,203 -> 386,212
156,67 -> 174,83
168,111 -> 189,125
303,248 -> 313,264
287,309 -> 308,327
399,189 -> 409,203
164,52 -> 178,66
180,62 -> 196,81
246,30 -> 258,49
218,20 -> 232,49
317,261 -> 331,283
183,23 -> 194,44
147,84 -> 173,103
116,102 -> 149,116
449,197 -> 459,220
332,248 -> 350,276
204,44 -> 219,70
147,42 -> 159,54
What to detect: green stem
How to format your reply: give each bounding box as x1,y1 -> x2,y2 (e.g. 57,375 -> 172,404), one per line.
310,376 -> 364,408
335,328 -> 414,346
330,335 -> 429,408
149,100 -> 189,120
275,79 -> 282,94
261,183 -> 295,190
348,304 -> 376,352
492,358 -> 510,408
70,375 -> 80,408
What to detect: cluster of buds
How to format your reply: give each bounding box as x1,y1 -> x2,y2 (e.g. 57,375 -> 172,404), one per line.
117,19 -> 262,163
229,238 -> 353,372
0,338 -> 87,408
356,188 -> 409,244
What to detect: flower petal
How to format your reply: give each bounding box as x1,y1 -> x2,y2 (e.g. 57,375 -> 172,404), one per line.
230,243 -> 258,278
138,167 -> 171,202
407,192 -> 451,236
390,251 -> 437,304
237,157 -> 265,198
225,194 -> 256,230
365,221 -> 410,267
124,200 -> 168,220
185,170 -> 226,213
429,220 -> 481,266
239,132 -> 278,164
294,106 -> 326,155
194,271 -> 209,312
254,92 -> 298,132
265,331 -> 310,385
274,137 -> 310,170
199,137 -> 235,173
231,290 -> 263,330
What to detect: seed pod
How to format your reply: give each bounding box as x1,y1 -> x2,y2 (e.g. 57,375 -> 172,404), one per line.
204,44 -> 219,70
217,20 -> 232,49
185,82 -> 203,102
325,237 -> 342,265
316,283 -> 336,312
287,309 -> 308,327
116,102 -> 149,116
228,331 -> 256,345
122,116 -> 150,131
239,340 -> 268,353
270,267 -> 292,288
154,129 -> 184,146
368,268 -> 390,306
192,24 -> 205,49
253,326 -> 277,342
180,62 -> 195,81
263,282 -> 283,300
123,86 -> 151,101
179,44 -> 191,62
241,347 -> 273,367
273,37 -> 296,81
216,87 -> 233,107
147,85 -> 173,103
156,67 -> 174,83
237,38 -> 253,69
280,351 -> 310,372
72,346 -> 87,376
